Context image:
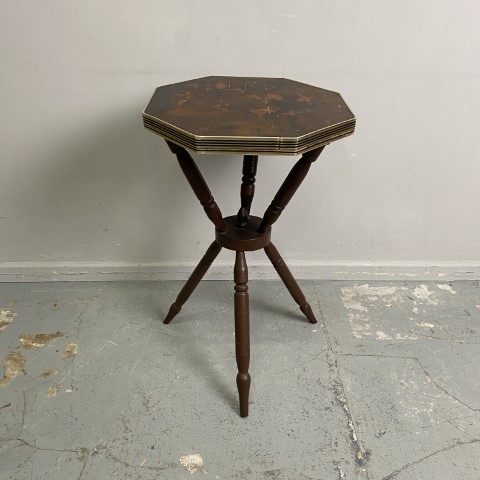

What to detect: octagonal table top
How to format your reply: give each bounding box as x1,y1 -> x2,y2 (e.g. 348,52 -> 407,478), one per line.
143,76 -> 355,155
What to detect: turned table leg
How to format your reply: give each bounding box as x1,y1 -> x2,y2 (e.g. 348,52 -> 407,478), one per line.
258,146 -> 325,233
166,140 -> 225,232
164,241 -> 222,324
264,242 -> 317,324
234,251 -> 251,417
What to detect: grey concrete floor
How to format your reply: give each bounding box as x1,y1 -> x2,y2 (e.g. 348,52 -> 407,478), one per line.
0,280 -> 479,479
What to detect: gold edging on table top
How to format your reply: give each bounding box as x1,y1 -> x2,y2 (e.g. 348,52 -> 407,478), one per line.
144,123 -> 354,155
142,111 -> 355,143
143,121 -> 355,152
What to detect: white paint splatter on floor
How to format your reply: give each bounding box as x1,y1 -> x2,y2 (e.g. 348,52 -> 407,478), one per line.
341,284 -> 407,339
437,283 -> 456,295
415,322 -> 435,329
180,453 -> 203,474
412,284 -> 438,305
376,331 -> 392,341
340,283 -> 450,340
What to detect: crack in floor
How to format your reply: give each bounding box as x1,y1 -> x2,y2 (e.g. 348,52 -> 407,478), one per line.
338,352 -> 480,412
312,283 -> 371,479
381,438 -> 480,480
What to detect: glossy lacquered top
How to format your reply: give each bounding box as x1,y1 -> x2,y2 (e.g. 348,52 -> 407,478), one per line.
143,76 -> 355,154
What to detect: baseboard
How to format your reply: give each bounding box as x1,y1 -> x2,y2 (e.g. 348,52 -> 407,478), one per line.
0,261 -> 479,282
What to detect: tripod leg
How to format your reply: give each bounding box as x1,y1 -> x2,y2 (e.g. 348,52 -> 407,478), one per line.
234,251 -> 251,417
166,140 -> 225,232
264,242 -> 317,324
257,146 -> 325,233
164,241 -> 222,324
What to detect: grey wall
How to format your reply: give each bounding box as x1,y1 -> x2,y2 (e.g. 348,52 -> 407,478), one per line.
1,1 -> 479,281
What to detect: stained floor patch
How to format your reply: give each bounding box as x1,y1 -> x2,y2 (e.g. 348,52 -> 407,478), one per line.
0,308 -> 16,333
0,351 -> 26,386
62,342 -> 78,359
18,331 -> 65,349
47,384 -> 62,397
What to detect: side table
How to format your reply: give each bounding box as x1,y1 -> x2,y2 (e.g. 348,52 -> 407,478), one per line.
143,76 -> 355,417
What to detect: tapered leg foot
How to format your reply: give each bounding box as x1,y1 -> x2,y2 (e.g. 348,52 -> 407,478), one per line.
234,251 -> 251,417
300,304 -> 317,324
164,241 -> 222,324
264,242 -> 317,324
164,304 -> 181,324
236,372 -> 251,418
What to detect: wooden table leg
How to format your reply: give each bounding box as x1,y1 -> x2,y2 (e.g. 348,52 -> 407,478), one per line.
264,242 -> 317,324
258,146 -> 325,233
164,241 -> 222,324
166,140 -> 225,232
234,251 -> 251,417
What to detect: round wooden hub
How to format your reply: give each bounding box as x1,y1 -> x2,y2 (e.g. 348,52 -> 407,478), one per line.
215,216 -> 271,251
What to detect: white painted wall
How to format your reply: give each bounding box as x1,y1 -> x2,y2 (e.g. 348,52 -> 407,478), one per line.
1,1 -> 479,281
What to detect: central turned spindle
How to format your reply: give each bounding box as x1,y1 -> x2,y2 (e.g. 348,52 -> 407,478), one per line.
236,155 -> 258,227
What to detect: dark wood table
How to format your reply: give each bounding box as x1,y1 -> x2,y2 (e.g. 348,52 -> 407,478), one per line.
143,76 -> 355,417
